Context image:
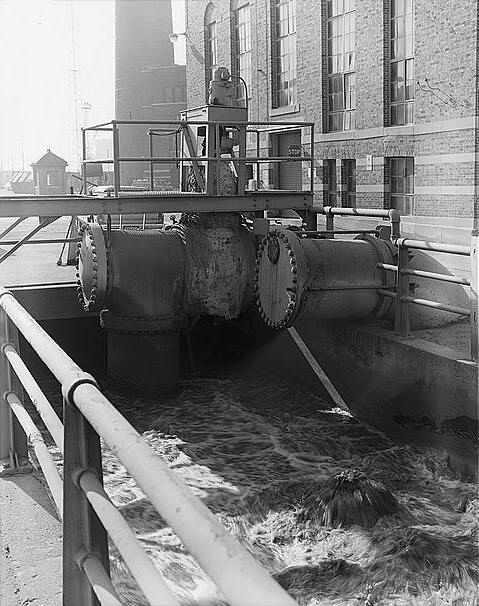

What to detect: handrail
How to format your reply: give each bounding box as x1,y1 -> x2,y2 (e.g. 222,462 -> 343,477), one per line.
3,342 -> 64,450
0,285 -> 297,606
376,237 -> 475,360
321,206 -> 401,238
6,390 -> 63,514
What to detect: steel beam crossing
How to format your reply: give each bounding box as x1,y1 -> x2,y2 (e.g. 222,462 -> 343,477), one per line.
0,192 -> 313,218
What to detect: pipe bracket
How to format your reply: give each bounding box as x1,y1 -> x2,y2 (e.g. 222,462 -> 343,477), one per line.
61,372 -> 99,407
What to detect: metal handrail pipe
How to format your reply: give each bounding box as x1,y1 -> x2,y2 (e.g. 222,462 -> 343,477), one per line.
78,471 -> 180,606
73,381 -> 298,606
83,122 -> 114,131
0,216 -> 59,265
394,238 -> 470,256
0,286 -> 297,606
84,156 -> 311,164
301,229 -> 378,236
8,281 -> 77,289
3,343 -> 64,452
6,391 -> 63,515
377,263 -> 470,285
79,553 -> 122,606
401,296 -> 471,316
112,119 -> 313,127
0,238 -> 79,246
0,287 -> 87,388
0,217 -> 27,240
323,206 -> 399,220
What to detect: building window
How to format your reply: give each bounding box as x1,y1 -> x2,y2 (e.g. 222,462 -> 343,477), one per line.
390,0 -> 414,125
325,159 -> 338,205
164,87 -> 173,103
390,157 -> 414,214
342,159 -> 356,207
232,3 -> 251,105
327,0 -> 355,132
204,4 -> 218,96
272,0 -> 297,108
46,171 -> 58,186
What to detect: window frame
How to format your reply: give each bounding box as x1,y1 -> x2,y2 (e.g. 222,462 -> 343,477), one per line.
231,2 -> 252,105
326,0 -> 356,132
204,3 -> 218,99
271,0 -> 297,109
389,156 -> 414,215
342,159 -> 356,208
390,0 -> 414,126
325,159 -> 338,206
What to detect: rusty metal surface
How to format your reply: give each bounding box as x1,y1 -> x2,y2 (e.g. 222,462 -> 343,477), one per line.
173,213 -> 256,319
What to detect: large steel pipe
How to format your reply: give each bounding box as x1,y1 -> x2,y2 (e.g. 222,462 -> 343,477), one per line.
78,224 -> 184,392
255,230 -> 395,329
77,214 -> 255,392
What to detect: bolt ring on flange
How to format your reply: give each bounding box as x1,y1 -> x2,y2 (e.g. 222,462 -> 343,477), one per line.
77,221 -> 108,312
255,229 -> 306,330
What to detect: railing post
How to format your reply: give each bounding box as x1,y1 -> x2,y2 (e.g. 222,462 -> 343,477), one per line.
471,228 -> 478,361
148,131 -> 154,191
82,128 -> 87,195
325,207 -> 334,238
0,310 -> 28,474
389,209 -> 401,239
395,242 -> 410,336
63,393 -> 109,606
112,121 -> 120,197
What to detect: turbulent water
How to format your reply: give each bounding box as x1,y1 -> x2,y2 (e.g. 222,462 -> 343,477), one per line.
34,374 -> 478,606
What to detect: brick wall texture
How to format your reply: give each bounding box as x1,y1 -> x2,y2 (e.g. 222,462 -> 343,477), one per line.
185,0 -> 477,218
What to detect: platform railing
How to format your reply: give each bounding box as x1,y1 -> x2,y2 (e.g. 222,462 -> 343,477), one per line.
0,215 -> 79,266
376,238 -> 475,361
322,206 -> 401,239
0,285 -> 297,606
82,119 -> 315,197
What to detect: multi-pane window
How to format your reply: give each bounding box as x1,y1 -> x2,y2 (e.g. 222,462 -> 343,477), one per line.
342,159 -> 356,207
232,4 -> 251,105
205,6 -> 218,94
390,0 -> 414,125
390,157 -> 414,214
326,159 -> 338,205
273,0 -> 297,108
327,0 -> 355,132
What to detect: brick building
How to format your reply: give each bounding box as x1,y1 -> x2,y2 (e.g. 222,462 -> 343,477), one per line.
185,0 -> 477,240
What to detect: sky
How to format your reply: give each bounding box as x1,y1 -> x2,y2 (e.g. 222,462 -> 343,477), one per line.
0,0 -> 185,172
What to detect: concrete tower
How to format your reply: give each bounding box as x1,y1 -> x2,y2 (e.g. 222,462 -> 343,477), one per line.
115,0 -> 186,187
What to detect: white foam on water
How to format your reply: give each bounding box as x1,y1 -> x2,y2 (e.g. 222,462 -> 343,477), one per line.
29,375 -> 478,605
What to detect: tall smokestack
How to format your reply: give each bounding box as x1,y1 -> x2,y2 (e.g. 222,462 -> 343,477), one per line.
115,0 -> 185,187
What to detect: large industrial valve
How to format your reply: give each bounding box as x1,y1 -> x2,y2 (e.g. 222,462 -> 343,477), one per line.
255,229 -> 395,329
76,214 -> 255,392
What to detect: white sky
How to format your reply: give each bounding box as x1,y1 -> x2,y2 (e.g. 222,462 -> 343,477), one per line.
0,0 -> 185,172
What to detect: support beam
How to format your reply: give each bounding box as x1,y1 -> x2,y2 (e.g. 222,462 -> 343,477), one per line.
0,192 -> 313,217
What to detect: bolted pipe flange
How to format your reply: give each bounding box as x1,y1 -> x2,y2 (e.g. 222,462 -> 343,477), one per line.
254,229 -> 307,330
77,221 -> 108,312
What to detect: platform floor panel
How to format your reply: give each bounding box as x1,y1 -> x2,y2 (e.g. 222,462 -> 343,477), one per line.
0,470 -> 62,606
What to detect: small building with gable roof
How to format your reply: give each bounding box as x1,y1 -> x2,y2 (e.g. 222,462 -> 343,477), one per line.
31,149 -> 68,196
